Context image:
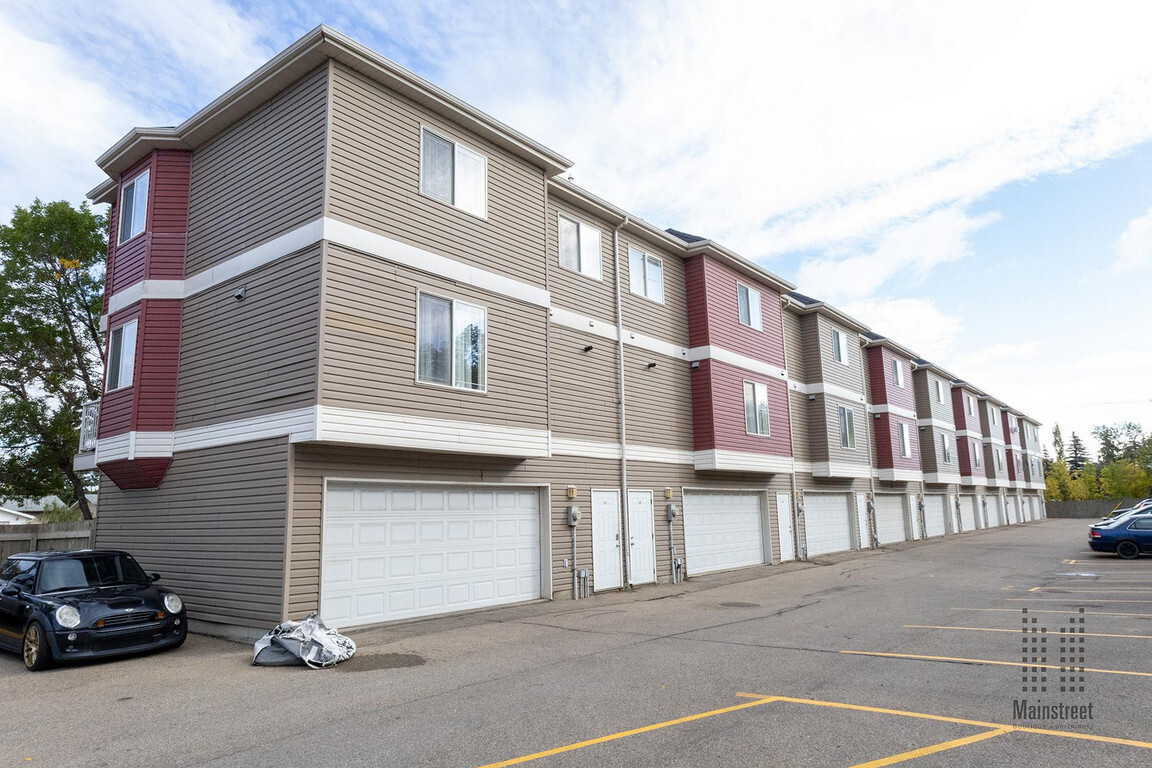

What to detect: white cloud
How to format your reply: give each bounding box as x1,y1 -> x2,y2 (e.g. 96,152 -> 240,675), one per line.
1114,203 -> 1152,272
840,298 -> 964,363
795,206 -> 998,303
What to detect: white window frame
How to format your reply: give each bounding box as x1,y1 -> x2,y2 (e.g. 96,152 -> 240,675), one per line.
415,291 -> 488,394
105,319 -> 138,392
628,246 -> 665,303
898,422 -> 911,458
935,379 -> 945,403
117,169 -> 150,245
743,380 -> 770,436
831,329 -> 850,365
967,395 -> 975,416
892,358 -> 904,388
973,443 -> 982,468
557,213 -> 602,281
737,283 -> 763,331
941,433 -> 952,464
990,407 -> 997,426
839,405 -> 856,449
419,126 -> 488,219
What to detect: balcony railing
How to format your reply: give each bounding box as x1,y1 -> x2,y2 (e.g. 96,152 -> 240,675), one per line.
78,400 -> 99,453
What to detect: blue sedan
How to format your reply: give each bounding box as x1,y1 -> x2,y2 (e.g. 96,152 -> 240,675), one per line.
1090,516 -> 1152,559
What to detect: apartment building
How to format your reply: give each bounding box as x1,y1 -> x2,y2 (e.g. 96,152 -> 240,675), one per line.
77,26 -> 1046,637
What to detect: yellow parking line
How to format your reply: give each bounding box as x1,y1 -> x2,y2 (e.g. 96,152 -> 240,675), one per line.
735,693 -> 1152,750
954,606 -> 1152,619
1029,588 -> 1152,593
841,650 -> 1152,678
476,696 -> 780,767
848,728 -> 1010,768
903,624 -> 1152,640
1003,598 -> 1152,603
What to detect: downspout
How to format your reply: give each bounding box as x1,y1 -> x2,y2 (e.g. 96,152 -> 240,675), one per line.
857,338 -> 878,548
613,217 -> 632,585
779,295 -> 802,561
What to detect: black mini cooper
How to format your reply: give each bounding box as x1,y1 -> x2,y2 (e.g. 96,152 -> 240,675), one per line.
0,550 -> 187,670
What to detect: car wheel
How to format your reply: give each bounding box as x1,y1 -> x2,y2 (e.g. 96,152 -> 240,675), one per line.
1117,540 -> 1141,560
22,622 -> 54,671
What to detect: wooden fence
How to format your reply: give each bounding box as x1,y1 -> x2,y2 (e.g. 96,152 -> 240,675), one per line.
0,521 -> 96,559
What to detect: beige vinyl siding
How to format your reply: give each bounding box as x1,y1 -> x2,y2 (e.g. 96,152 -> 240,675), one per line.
812,394 -> 870,468
813,315 -> 863,392
914,370 -> 955,424
320,243 -> 548,431
789,390 -> 812,463
547,200 -> 618,324
921,428 -> 941,474
326,63 -> 547,288
185,66 -> 327,276
623,346 -> 693,451
96,439 -> 289,628
619,233 -> 689,346
550,325 -> 620,444
175,246 -> 321,429
782,310 -> 806,382
798,314 -> 823,383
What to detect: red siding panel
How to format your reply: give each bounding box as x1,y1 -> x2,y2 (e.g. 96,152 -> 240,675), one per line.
694,257 -> 785,367
873,413 -> 920,470
693,359 -> 791,457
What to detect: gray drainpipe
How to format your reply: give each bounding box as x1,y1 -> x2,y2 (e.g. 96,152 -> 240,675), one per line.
613,217 -> 632,585
857,337 -> 878,548
779,295 -> 803,561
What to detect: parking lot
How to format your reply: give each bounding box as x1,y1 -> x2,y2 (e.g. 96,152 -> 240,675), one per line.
5,518 -> 1151,767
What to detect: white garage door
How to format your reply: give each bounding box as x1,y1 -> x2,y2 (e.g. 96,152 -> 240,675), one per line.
874,494 -> 907,545
959,495 -> 978,531
924,494 -> 948,538
683,491 -> 765,575
986,495 -> 1002,527
321,482 -> 542,629
1009,496 -> 1021,524
804,493 -> 853,556
1029,496 -> 1040,520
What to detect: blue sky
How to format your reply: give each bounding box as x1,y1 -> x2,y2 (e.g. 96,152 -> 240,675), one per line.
2,0 -> 1151,457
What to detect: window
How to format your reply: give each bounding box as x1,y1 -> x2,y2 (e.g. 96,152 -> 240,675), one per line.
558,214 -> 602,280
941,433 -> 952,464
831,329 -> 850,365
967,395 -> 975,416
420,128 -> 486,217
737,284 -> 762,330
117,169 -> 150,244
417,294 -> 487,392
996,450 -> 1004,471
892,358 -> 904,387
105,319 -> 138,391
898,422 -> 911,457
990,408 -> 997,426
839,406 -> 856,449
1129,518 -> 1152,530
973,444 -> 981,468
935,379 -> 945,403
628,247 -> 664,303
743,381 -> 770,435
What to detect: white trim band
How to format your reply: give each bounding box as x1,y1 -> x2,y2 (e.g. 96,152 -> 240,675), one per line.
872,404 -> 917,420
810,461 -> 872,479
922,472 -> 962,485
687,346 -> 787,380
917,418 -> 955,431
789,381 -> 867,404
876,468 -> 923,482
693,449 -> 793,474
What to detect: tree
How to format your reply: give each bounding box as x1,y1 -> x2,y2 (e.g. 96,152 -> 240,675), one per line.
1045,459 -> 1072,502
0,200 -> 105,519
1093,424 -> 1121,466
1068,432 -> 1089,473
1052,423 -> 1065,462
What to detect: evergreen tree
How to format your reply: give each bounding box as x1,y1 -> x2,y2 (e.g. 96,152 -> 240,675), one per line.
1068,432 -> 1089,473
1052,423 -> 1065,462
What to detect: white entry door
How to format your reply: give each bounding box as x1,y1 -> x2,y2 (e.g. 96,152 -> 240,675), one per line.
923,495 -> 948,538
627,490 -> 656,585
986,495 -> 1002,527
592,489 -> 622,591
776,492 -> 796,562
321,482 -> 541,630
855,493 -> 871,548
874,495 -> 907,545
959,495 -> 978,531
683,491 -> 765,575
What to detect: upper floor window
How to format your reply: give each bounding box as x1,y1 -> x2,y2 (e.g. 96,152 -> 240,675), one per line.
973,443 -> 981,468
420,128 -> 486,217
558,214 -> 602,280
105,319 -> 138,392
892,358 -> 904,388
628,247 -> 664,303
737,284 -> 762,330
990,408 -> 997,426
417,293 -> 487,392
118,169 -> 150,244
996,450 -> 1004,470
838,405 -> 856,449
967,395 -> 975,416
898,422 -> 911,458
940,433 -> 952,464
935,379 -> 945,403
743,380 -> 770,436
831,329 -> 850,365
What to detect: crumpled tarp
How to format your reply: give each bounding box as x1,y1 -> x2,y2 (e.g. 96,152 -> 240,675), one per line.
252,612 -> 356,668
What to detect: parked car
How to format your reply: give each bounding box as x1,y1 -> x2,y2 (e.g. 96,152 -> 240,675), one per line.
1102,498 -> 1152,520
0,550 -> 186,670
1089,516 -> 1152,559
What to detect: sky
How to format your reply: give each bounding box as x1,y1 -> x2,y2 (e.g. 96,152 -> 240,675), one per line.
2,0 -> 1151,458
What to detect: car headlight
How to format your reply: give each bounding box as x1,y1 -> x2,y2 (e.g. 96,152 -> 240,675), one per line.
163,593 -> 184,614
55,605 -> 81,628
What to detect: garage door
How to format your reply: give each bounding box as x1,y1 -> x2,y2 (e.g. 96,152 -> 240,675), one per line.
1008,496 -> 1021,524
874,494 -> 907,545
924,494 -> 948,537
321,482 -> 542,629
959,495 -> 978,531
1029,496 -> 1041,520
804,493 -> 853,556
986,495 -> 1002,527
683,491 -> 765,575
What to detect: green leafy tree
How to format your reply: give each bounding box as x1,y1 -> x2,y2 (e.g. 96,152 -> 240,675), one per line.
0,200 -> 105,519
1052,423 -> 1065,462
1068,432 -> 1089,473
1120,422 -> 1145,461
1093,425 -> 1121,465
1099,460 -> 1152,500
1045,459 -> 1072,502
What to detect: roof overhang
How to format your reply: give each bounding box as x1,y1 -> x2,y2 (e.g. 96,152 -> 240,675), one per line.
90,25 -> 573,200
861,334 -> 918,361
910,358 -> 959,381
780,293 -> 871,333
